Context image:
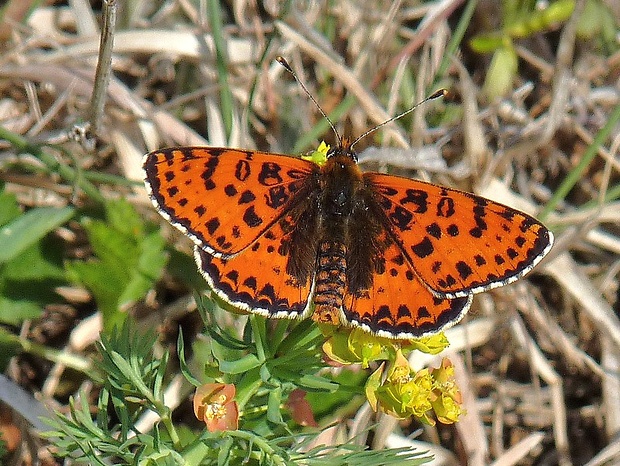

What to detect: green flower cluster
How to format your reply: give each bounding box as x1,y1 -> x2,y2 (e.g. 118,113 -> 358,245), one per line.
368,354 -> 463,424
322,327 -> 463,424
301,141 -> 330,166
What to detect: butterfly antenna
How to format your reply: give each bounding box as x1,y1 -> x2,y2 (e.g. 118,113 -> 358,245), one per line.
276,56 -> 342,145
349,89 -> 447,151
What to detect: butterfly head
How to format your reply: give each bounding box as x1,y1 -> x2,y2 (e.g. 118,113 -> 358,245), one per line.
326,136 -> 358,163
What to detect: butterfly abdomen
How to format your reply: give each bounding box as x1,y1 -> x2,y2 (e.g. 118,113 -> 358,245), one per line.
312,241 -> 347,325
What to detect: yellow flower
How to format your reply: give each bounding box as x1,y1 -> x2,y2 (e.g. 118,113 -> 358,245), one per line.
367,355 -> 464,424
322,328 -> 392,367
431,392 -> 463,424
430,359 -> 464,424
321,326 -> 464,424
402,333 -> 450,355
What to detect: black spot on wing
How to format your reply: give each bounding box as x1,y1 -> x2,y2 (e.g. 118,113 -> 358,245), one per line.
411,237 -> 434,258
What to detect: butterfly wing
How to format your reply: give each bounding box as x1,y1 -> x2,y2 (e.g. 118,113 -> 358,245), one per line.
143,147 -> 318,256
366,173 -> 553,298
194,213 -> 314,318
342,237 -> 471,339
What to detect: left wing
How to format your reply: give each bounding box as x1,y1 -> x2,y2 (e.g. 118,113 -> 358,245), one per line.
143,147 -> 318,257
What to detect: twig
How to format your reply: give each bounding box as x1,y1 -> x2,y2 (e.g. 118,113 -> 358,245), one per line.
89,0 -> 116,137
490,432 -> 545,466
544,253 -> 620,350
453,353 -> 489,466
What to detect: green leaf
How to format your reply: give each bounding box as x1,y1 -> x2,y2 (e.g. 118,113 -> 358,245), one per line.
0,328 -> 20,369
177,330 -> 201,387
137,232 -> 168,281
109,350 -> 152,395
0,297 -> 42,326
576,0 -> 600,38
267,386 -> 284,425
216,436 -> 234,466
274,319 -> 321,355
469,0 -> 577,65
297,374 -> 340,391
83,219 -> 137,280
506,0 -> 574,38
67,199 -> 167,332
469,32 -> 506,53
166,248 -> 205,290
105,197 -> 145,237
66,259 -> 127,329
577,0 -> 617,46
0,206 -> 74,263
3,237 -> 65,282
0,191 -> 21,226
118,232 -> 167,308
305,369 -> 367,419
483,43 -> 519,100
0,236 -> 69,326
217,353 -> 262,374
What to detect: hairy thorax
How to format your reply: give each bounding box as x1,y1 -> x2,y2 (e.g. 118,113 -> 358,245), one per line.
308,154 -> 383,325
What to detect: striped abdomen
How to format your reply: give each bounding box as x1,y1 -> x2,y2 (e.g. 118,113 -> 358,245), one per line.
312,241 -> 347,325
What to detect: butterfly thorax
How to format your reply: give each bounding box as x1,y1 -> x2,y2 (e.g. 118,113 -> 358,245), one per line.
309,152 -> 383,325
319,154 -> 363,217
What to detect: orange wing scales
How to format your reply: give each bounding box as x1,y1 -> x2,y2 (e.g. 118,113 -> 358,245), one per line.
367,173 -> 554,298
194,217 -> 314,318
343,237 -> 472,339
143,147 -> 317,256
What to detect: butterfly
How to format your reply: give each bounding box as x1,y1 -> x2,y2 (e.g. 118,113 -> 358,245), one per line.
143,138 -> 553,340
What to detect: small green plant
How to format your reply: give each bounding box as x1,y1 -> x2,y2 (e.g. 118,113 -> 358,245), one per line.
469,0 -> 575,99
45,315 -> 443,465
0,186 -> 74,328
0,182 -> 76,368
66,199 -> 167,332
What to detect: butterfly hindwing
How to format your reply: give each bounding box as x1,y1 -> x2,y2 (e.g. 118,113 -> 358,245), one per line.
342,232 -> 471,339
194,214 -> 314,318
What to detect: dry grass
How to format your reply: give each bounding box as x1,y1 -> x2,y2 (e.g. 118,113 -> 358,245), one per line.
0,0 -> 618,465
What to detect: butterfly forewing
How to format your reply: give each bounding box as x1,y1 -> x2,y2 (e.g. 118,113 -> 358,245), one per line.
143,147 -> 318,256
366,172 -> 553,298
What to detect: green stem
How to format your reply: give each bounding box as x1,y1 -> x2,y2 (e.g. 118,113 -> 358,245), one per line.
227,430 -> 287,466
0,126 -> 105,203
250,316 -> 268,362
0,328 -> 95,377
436,0 -> 478,81
159,408 -> 181,449
292,95 -> 357,153
206,0 -> 234,137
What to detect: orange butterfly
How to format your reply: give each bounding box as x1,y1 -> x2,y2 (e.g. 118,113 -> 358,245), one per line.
143,137 -> 553,339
